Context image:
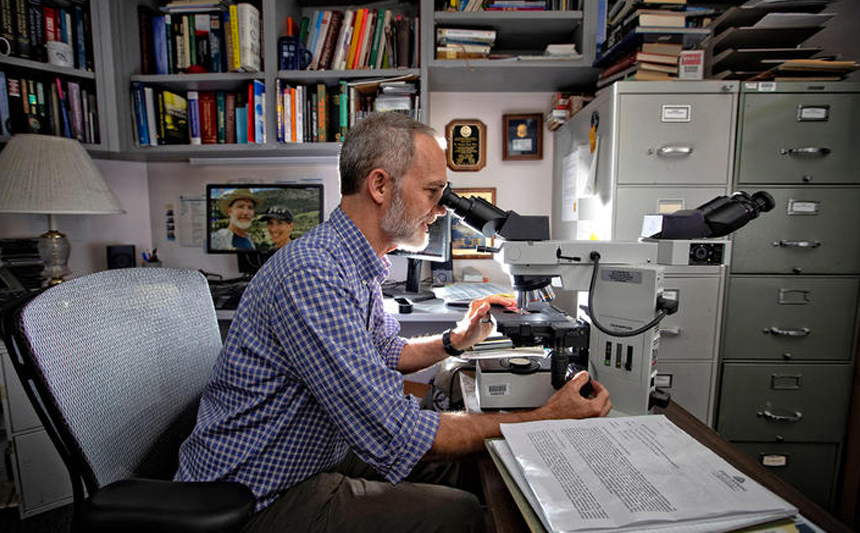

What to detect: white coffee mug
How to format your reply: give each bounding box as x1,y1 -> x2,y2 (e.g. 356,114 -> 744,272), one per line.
47,41 -> 74,68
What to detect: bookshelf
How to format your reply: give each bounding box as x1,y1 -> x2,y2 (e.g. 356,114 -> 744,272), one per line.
425,2 -> 599,92
0,0 -> 114,152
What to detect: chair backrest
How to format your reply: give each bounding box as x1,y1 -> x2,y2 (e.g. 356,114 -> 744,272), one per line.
5,268 -> 221,493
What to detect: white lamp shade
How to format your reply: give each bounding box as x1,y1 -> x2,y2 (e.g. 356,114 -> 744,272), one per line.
0,134 -> 124,215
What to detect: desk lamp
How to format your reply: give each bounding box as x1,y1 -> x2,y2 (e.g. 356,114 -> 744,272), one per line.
0,134 -> 124,285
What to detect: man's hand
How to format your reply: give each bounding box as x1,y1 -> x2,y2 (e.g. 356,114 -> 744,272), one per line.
449,294 -> 517,351
539,371 -> 612,419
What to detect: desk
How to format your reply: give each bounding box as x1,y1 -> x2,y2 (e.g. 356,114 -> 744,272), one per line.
477,401 -> 854,533
383,298 -> 462,337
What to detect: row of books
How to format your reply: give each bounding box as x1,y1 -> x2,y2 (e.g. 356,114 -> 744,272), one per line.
596,41 -> 684,87
138,2 -> 261,75
435,27 -> 496,60
130,80 -> 264,146
544,92 -> 592,131
274,76 -> 420,144
443,0 -> 580,11
293,8 -> 417,71
0,70 -> 98,143
0,0 -> 93,70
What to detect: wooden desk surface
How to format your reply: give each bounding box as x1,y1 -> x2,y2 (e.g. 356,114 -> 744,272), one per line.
478,401 -> 854,533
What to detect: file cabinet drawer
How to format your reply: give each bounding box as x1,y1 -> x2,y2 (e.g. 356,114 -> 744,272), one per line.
717,363 -> 852,442
732,441 -> 838,509
723,276 -> 858,362
737,92 -> 860,185
656,361 -> 714,424
614,186 -> 727,241
658,275 -> 723,362
617,93 -> 734,185
731,188 -> 860,274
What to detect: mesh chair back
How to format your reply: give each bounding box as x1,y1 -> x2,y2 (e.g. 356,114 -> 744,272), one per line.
14,268 -> 221,491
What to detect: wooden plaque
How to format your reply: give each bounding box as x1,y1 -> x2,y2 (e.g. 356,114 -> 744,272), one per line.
445,119 -> 486,172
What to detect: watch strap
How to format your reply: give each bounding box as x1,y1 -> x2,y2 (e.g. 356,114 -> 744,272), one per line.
442,329 -> 464,356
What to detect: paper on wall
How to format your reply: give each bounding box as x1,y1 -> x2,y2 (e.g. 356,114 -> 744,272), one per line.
179,195 -> 206,248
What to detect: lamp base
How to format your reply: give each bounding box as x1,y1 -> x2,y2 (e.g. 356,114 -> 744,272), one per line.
38,230 -> 71,286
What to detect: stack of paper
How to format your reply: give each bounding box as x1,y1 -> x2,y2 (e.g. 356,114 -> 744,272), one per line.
490,416 -> 797,533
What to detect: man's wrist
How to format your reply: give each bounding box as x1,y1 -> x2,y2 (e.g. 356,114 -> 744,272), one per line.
442,329 -> 466,356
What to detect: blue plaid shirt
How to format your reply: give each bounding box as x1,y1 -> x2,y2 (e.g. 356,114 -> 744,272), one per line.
175,207 -> 440,510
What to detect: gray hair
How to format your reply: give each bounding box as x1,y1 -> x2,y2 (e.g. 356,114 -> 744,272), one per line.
339,112 -> 440,196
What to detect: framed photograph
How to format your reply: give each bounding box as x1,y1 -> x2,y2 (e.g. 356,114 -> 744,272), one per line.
445,119 -> 487,172
451,188 -> 496,259
503,113 -> 543,161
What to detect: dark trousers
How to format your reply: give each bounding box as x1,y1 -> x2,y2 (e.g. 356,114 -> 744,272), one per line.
241,451 -> 487,533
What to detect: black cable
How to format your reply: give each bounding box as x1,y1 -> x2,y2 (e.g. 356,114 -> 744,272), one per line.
581,252 -> 668,338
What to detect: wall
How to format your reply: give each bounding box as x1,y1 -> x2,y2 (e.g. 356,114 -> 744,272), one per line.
808,0 -> 860,81
430,92 -> 555,286
0,159 -> 151,277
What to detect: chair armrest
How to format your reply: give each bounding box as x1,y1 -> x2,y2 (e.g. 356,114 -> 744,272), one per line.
84,478 -> 255,533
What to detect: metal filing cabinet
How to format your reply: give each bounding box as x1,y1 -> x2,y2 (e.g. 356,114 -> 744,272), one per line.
552,81 -> 739,425
717,82 -> 860,511
0,340 -> 74,517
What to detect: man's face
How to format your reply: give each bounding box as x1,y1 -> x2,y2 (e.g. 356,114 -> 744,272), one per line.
228,199 -> 256,230
381,134 -> 448,251
267,219 -> 294,248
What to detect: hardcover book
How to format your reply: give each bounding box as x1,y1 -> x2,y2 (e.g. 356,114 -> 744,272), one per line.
161,90 -> 189,144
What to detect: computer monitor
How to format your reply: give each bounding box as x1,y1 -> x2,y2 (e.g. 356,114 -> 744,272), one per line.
386,213 -> 452,301
206,183 -> 324,276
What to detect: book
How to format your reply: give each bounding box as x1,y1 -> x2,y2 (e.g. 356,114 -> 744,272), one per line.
236,3 -> 260,72
153,15 -> 168,74
131,81 -> 149,146
595,26 -> 709,68
228,4 -> 240,71
216,91 -> 226,142
138,6 -> 155,74
305,10 -> 322,63
641,41 -> 682,56
331,9 -> 354,71
225,92 -> 235,143
209,13 -> 222,72
375,10 -> 393,69
199,91 -> 216,144
368,8 -> 386,69
253,79 -> 264,143
357,9 -> 376,69
349,8 -> 369,69
623,9 -> 686,28
318,10 -> 343,70
143,86 -> 158,146
67,80 -> 83,141
0,70 -> 9,136
235,91 -> 247,143
187,90 -> 201,144
436,27 -> 496,45
73,3 -> 85,69
492,416 -> 797,533
161,90 -> 189,144
635,51 -> 679,65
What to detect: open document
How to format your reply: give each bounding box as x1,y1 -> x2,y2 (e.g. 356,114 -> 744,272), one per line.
494,416 -> 797,533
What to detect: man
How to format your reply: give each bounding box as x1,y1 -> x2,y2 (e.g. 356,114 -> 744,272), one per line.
261,206 -> 295,250
176,113 -> 611,533
211,188 -> 262,250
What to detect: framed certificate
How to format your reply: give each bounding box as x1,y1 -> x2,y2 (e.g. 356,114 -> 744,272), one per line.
451,188 -> 496,259
503,113 -> 542,161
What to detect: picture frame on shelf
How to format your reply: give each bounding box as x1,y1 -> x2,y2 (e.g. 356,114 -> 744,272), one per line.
451,188 -> 496,260
503,113 -> 542,161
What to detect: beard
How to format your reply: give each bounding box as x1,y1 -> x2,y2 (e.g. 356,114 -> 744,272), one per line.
231,214 -> 253,230
381,188 -> 431,252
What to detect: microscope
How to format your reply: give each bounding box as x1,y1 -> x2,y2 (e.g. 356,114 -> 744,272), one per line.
439,187 -> 774,415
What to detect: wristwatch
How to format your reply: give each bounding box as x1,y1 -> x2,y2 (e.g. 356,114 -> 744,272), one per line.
442,329 -> 464,356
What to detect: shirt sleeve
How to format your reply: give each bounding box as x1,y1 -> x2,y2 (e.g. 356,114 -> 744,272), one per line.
269,263 -> 439,483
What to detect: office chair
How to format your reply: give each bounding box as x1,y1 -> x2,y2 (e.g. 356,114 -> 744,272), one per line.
0,268 -> 255,533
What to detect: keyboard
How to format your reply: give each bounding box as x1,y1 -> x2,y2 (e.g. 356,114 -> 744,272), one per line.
433,282 -> 512,303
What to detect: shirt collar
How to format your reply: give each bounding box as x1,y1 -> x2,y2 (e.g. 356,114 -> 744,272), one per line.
331,207 -> 390,283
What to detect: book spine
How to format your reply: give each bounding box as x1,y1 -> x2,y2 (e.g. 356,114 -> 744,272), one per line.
28,0 -> 44,62
225,91 -> 235,143
53,77 -> 70,137
14,0 -> 29,58
74,3 -> 85,69
194,13 -> 210,71
235,92 -> 247,143
209,14 -> 221,73
309,10 -> 329,70
144,86 -> 158,146
237,3 -> 260,72
156,89 -> 165,144
131,81 -> 149,146
184,14 -> 192,70
305,10 -> 320,62
0,0 -> 15,50
331,9 -> 351,71
138,6 -> 153,74
253,79 -> 264,144
229,5 -> 239,71
345,8 -> 364,70
67,80 -> 82,141
368,8 -> 385,69
223,10 -> 233,72
199,91 -> 216,144
357,9 -> 375,69
318,11 -> 342,71
395,16 -> 410,68
275,78 -> 282,142
216,90 -> 226,143
317,83 -> 326,142
352,8 -> 371,69
49,80 -> 61,136
43,6 -> 55,42
295,85 -> 303,143
246,82 -> 254,142
288,86 -> 296,142
187,90 -> 201,144
153,16 -> 167,74
338,80 -> 347,140
80,85 -> 89,142
282,85 -> 292,142
0,71 -> 9,136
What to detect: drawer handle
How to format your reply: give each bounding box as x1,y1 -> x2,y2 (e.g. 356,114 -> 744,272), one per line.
660,327 -> 681,336
779,147 -> 831,157
656,145 -> 693,157
772,240 -> 821,248
765,327 -> 810,337
757,410 -> 803,423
